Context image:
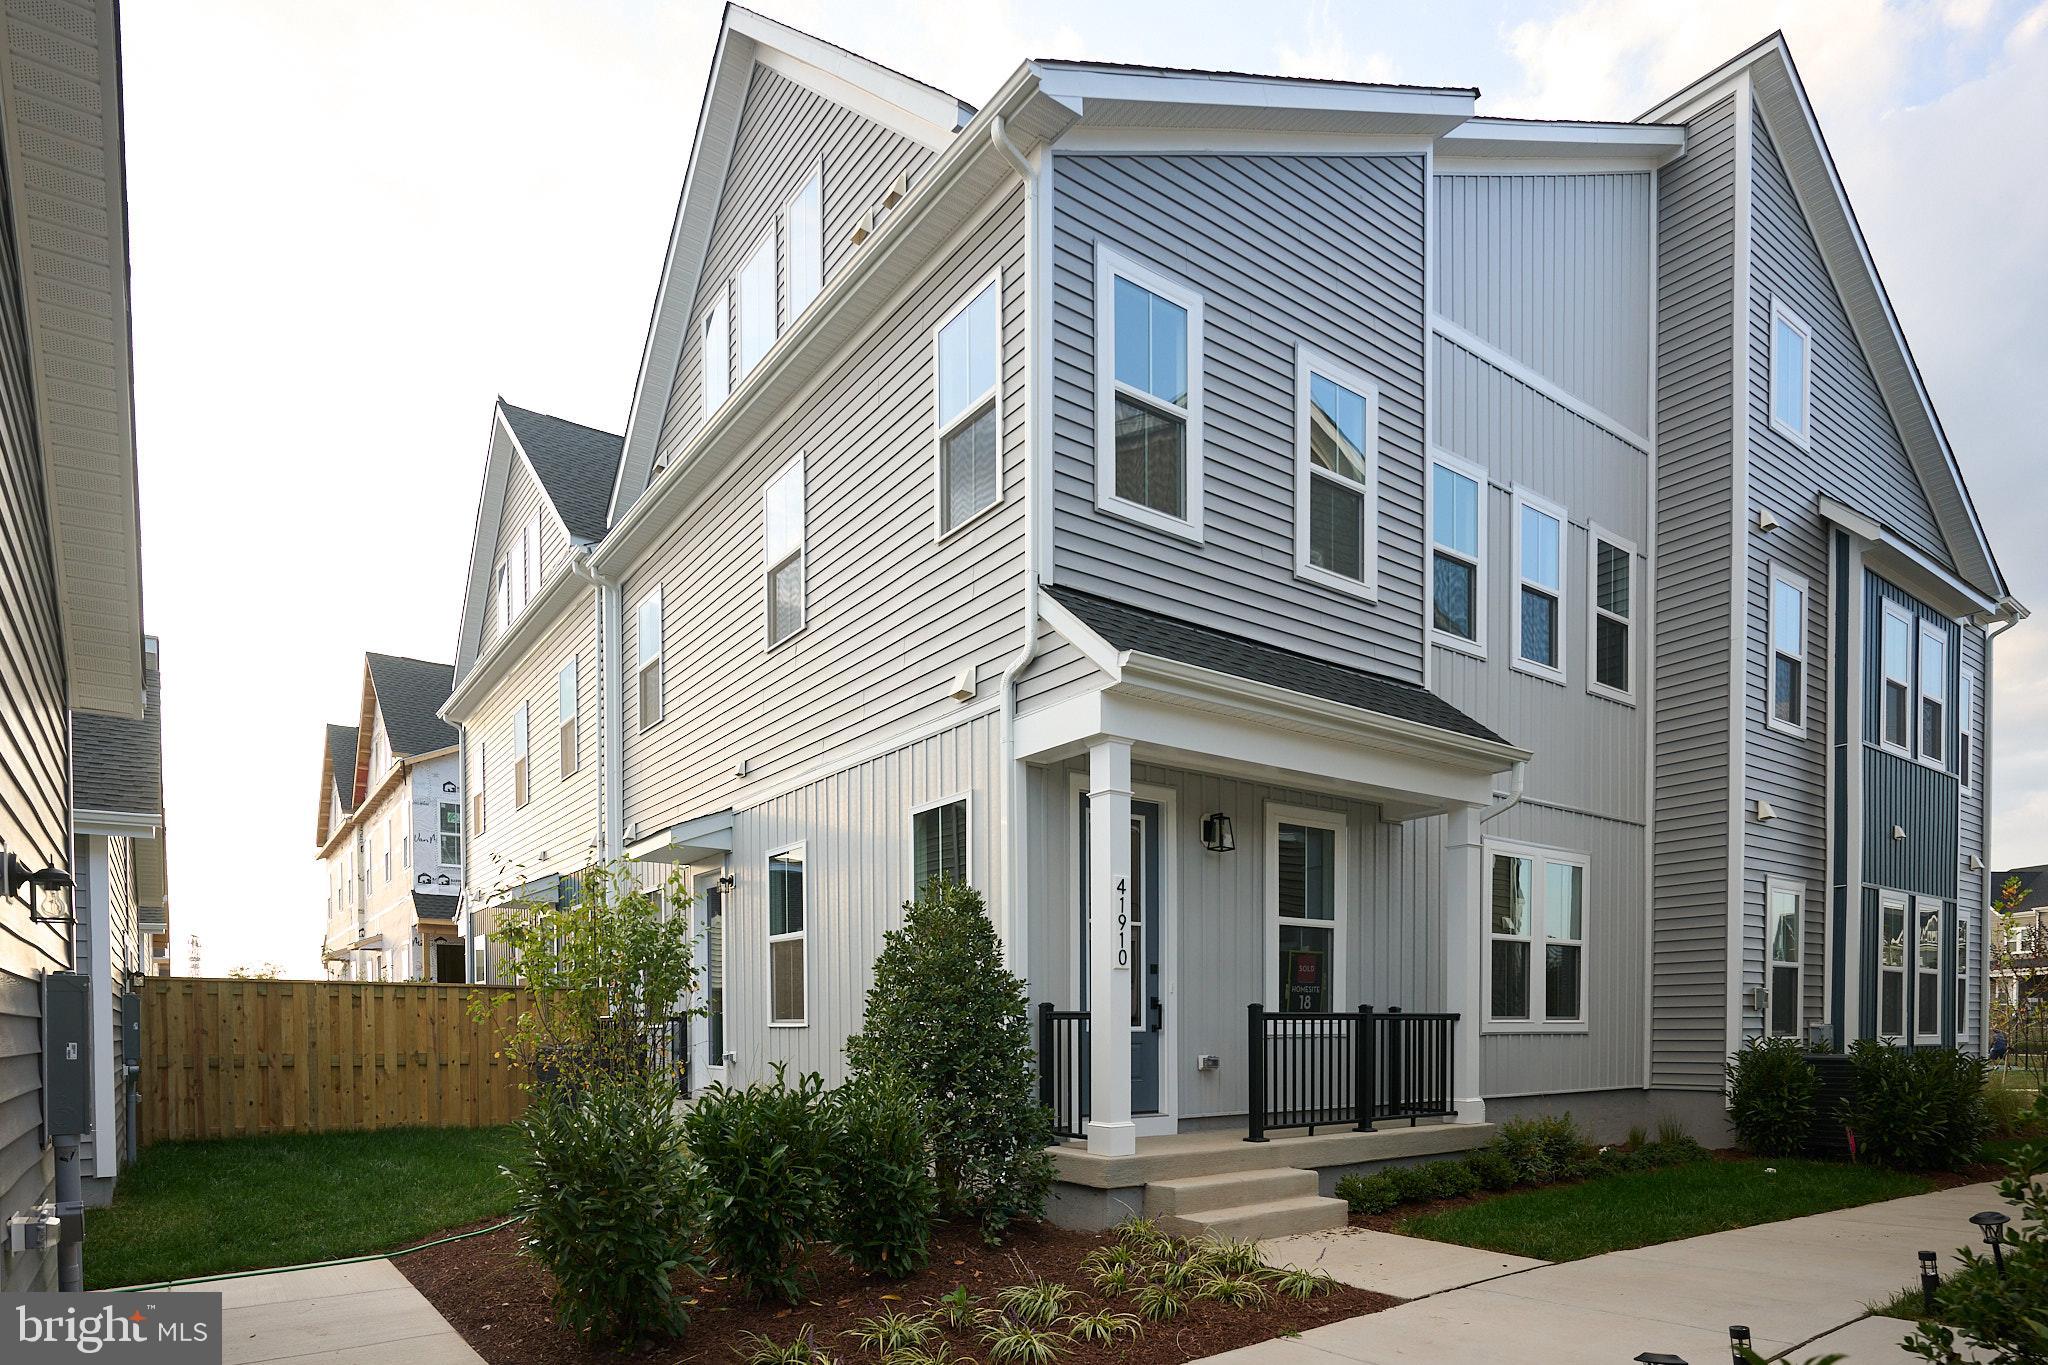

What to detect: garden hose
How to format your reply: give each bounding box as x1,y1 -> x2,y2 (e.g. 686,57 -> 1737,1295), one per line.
114,1215 -> 525,1292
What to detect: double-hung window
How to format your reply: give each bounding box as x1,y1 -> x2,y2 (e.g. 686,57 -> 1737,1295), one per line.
1880,602 -> 1913,754
702,292 -> 730,414
764,459 -> 806,646
785,169 -> 822,318
381,819 -> 392,883
737,232 -> 776,379
1768,565 -> 1809,735
1429,456 -> 1485,652
557,656 -> 578,778
1094,246 -> 1203,540
439,801 -> 461,866
1879,892 -> 1907,1037
511,702 -> 530,808
471,742 -> 487,837
768,845 -> 806,1025
935,275 -> 1000,535
1589,529 -> 1635,702
1293,350 -> 1379,595
1269,806 -> 1344,1014
1485,844 -> 1587,1028
912,796 -> 968,889
1513,491 -> 1566,680
1918,622 -> 1947,767
1766,880 -> 1802,1037
1914,897 -> 1943,1041
495,563 -> 511,634
635,588 -> 663,729
1769,297 -> 1812,447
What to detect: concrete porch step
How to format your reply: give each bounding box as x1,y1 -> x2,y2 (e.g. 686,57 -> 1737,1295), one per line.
1157,1192 -> 1350,1240
1144,1167 -> 1318,1216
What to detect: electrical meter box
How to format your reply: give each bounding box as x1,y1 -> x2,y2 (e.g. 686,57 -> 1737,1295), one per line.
121,992 -> 141,1067
42,972 -> 92,1137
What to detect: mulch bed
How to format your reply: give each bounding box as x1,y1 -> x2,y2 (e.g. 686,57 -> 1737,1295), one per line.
398,1217 -> 1397,1364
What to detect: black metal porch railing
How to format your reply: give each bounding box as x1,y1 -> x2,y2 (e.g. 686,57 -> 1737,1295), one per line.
1246,1004 -> 1458,1141
1036,1003 -> 1089,1139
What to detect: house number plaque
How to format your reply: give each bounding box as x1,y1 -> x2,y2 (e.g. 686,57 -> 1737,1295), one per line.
1115,876 -> 1129,968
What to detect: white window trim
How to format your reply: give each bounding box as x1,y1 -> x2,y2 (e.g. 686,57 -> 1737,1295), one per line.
1092,243 -> 1205,544
438,800 -> 461,867
1960,663 -> 1979,793
1913,896 -> 1943,1043
471,741 -> 487,837
511,701 -> 530,809
1916,619 -> 1948,772
494,562 -> 511,634
1263,803 -> 1348,1013
701,291 -> 730,415
1954,912 -> 1970,1043
767,840 -> 808,1028
1510,488 -> 1569,685
1482,839 -> 1590,1034
1878,599 -> 1914,758
635,586 -> 664,731
1768,296 -> 1813,450
784,163 -> 823,320
1426,449 -> 1487,659
763,456 -> 808,650
522,513 -> 541,609
736,230 -> 777,379
557,656 -> 579,779
1766,562 -> 1810,738
1878,889 -> 1909,1039
908,790 -> 974,892
1291,346 -> 1380,599
1765,877 -> 1804,1038
931,269 -> 1005,541
1586,524 -> 1638,706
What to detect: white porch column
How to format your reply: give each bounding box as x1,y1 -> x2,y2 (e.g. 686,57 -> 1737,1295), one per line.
1085,737 -> 1137,1156
1442,802 -> 1487,1123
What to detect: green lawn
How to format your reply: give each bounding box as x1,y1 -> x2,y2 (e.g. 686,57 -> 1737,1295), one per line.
85,1125 -> 524,1290
1398,1158 -> 1935,1262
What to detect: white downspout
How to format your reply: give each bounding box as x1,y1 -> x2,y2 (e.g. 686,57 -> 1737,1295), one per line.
1479,759 -> 1528,825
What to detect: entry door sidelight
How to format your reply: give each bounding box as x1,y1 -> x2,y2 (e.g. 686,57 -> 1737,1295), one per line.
1080,796 -> 1165,1114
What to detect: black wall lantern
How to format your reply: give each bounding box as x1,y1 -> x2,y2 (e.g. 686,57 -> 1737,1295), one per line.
1,850 -> 75,926
716,872 -> 737,894
1200,813 -> 1236,853
1970,1211 -> 2010,1275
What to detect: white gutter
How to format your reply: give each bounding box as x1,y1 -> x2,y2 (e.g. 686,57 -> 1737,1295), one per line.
1479,760 -> 1528,825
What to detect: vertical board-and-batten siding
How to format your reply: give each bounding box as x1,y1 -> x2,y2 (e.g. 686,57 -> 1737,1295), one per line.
618,190 -> 1027,836
659,64 -> 938,473
1650,95 -> 1738,1089
1048,153 -> 1428,680
1957,624 -> 1987,1041
0,140 -> 70,1289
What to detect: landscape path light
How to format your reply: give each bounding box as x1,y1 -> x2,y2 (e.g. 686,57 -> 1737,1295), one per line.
1918,1249 -> 1940,1313
1969,1210 -> 2010,1276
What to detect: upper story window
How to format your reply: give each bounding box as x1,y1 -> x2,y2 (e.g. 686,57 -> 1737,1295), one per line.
737,232 -> 776,379
1293,349 -> 1379,597
765,459 -> 807,647
1485,842 -> 1587,1031
1879,601 -> 1913,754
472,741 -> 487,837
702,292 -> 730,415
1094,246 -> 1203,541
439,801 -> 461,866
512,702 -> 531,809
635,588 -> 664,730
785,169 -> 822,319
1512,491 -> 1566,681
1918,622 -> 1947,767
1769,297 -> 1812,448
1429,456 -> 1485,654
912,796 -> 968,889
557,656 -> 579,778
935,275 -> 1000,535
381,817 -> 393,883
1589,529 -> 1635,703
1768,564 -> 1809,736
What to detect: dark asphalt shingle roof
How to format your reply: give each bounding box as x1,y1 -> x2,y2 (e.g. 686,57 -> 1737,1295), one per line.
500,402 -> 624,544
325,724 -> 359,812
1991,866 -> 2048,912
412,892 -> 460,921
365,654 -> 458,757
73,640 -> 163,816
1048,585 -> 1509,747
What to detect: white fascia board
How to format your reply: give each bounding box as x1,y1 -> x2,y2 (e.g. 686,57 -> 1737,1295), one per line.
625,808 -> 736,865
1032,62 -> 1475,132
442,560 -> 591,724
1037,594 -> 1126,679
73,810 -> 161,839
1438,117 -> 1685,166
1817,495 -> 2000,620
453,406 -> 519,679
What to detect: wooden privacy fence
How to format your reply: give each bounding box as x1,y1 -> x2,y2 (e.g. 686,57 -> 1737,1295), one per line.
138,977 -> 534,1146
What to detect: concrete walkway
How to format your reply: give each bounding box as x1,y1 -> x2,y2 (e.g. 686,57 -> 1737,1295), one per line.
1261,1227 -> 1547,1299
207,1260 -> 482,1365
1209,1181 -> 2003,1363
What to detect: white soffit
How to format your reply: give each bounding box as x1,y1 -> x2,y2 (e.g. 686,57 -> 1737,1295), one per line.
1437,117 -> 1685,166
1032,62 -> 1476,137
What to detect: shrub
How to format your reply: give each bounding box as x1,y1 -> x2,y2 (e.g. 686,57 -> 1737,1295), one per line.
1494,1114 -> 1586,1185
1726,1036 -> 1821,1155
1385,1163 -> 1439,1203
682,1066 -> 831,1302
825,1071 -> 939,1278
846,880 -> 1056,1242
1840,1041 -> 1991,1170
1335,1171 -> 1400,1214
1425,1159 -> 1479,1199
1984,1083 -> 2036,1139
1464,1148 -> 1519,1192
508,1073 -> 701,1341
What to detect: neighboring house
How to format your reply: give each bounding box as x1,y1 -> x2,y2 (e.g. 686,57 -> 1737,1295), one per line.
316,655 -> 466,982
449,10 -> 2021,1230
1989,864 -> 2048,1015
0,0 -> 145,1290
70,636 -> 168,1206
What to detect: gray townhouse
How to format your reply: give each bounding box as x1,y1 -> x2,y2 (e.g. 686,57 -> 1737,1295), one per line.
445,9 -> 2022,1234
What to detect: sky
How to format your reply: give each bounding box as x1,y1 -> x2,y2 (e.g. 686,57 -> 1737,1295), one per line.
116,0 -> 2046,976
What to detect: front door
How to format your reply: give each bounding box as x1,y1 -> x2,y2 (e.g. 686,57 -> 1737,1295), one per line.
434,942 -> 465,983
691,870 -> 728,1089
1079,796 -> 1165,1114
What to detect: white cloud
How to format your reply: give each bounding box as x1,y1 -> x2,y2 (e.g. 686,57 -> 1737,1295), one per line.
1274,1 -> 1400,83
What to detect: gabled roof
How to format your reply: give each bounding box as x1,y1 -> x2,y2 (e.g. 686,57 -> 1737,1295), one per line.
499,402 -> 622,544
1991,866 -> 2048,913
316,722 -> 358,848
1641,34 -> 2012,608
73,635 -> 163,823
362,654 -> 457,762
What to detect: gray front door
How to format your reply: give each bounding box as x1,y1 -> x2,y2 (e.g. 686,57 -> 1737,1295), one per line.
1079,796 -> 1164,1114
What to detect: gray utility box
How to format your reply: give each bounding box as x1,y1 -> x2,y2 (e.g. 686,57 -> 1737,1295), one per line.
121,991 -> 141,1067
43,972 -> 93,1138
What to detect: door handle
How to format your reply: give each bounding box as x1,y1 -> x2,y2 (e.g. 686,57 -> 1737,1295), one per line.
1149,996 -> 1162,1033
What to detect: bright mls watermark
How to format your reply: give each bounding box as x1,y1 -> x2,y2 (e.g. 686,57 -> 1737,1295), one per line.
4,1293 -> 220,1362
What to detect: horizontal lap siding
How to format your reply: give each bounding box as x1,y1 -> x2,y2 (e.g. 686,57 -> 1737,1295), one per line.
660,66 -> 937,469
1651,96 -> 1738,1090
619,193 -> 1027,834
1050,153 -> 1426,679
481,458 -> 569,655
1015,626 -> 1104,718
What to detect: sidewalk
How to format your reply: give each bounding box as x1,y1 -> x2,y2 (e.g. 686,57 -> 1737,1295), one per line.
206,1259 -> 483,1365
1210,1181 -> 2003,1363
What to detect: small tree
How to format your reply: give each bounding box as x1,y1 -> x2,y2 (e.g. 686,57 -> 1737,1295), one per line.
845,879 -> 1055,1242
1988,875 -> 2039,1043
